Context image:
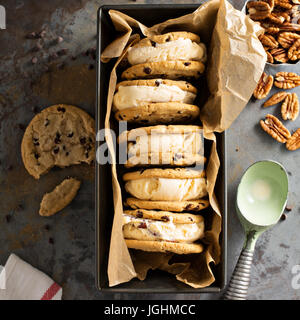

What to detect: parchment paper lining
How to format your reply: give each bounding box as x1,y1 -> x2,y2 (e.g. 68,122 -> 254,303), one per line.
101,0 -> 266,288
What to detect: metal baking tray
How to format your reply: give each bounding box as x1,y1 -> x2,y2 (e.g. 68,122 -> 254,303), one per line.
96,3 -> 227,293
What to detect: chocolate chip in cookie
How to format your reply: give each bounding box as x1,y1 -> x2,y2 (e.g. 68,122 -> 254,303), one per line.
150,40 -> 156,47
143,67 -> 152,74
57,106 -> 66,112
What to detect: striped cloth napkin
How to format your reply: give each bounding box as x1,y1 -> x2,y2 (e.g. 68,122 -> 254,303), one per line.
0,254 -> 62,300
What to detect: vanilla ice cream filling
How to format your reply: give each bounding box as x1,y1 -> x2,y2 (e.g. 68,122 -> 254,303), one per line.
113,84 -> 196,111
123,214 -> 204,243
128,132 -> 203,156
127,38 -> 207,65
125,177 -> 207,201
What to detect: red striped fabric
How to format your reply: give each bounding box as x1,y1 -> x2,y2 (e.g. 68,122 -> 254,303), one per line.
40,282 -> 61,300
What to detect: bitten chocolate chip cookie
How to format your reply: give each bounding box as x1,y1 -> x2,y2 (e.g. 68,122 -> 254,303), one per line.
39,177 -> 81,216
21,104 -> 95,179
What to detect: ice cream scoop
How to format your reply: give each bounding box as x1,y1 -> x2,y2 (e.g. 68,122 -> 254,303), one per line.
224,160 -> 288,300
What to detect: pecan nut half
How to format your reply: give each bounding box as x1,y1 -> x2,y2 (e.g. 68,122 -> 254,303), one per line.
274,72 -> 300,89
286,128 -> 300,150
253,72 -> 274,99
288,38 -> 300,60
281,93 -> 299,120
263,0 -> 275,10
265,26 -> 280,34
266,50 -> 274,63
247,1 -> 271,20
277,32 -> 300,48
263,91 -> 287,107
267,12 -> 286,24
274,0 -> 293,10
260,114 -> 291,143
279,23 -> 300,32
281,12 -> 291,23
270,48 -> 289,63
259,34 -> 279,48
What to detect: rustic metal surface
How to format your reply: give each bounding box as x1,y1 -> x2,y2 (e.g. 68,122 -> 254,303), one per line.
0,0 -> 299,300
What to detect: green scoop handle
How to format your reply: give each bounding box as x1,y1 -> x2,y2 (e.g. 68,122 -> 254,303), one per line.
224,160 -> 288,300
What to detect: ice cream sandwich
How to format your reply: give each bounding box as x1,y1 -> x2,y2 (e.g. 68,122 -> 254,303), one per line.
126,31 -> 207,65
113,79 -> 200,124
123,168 -> 207,201
119,125 -> 204,167
123,209 -> 205,254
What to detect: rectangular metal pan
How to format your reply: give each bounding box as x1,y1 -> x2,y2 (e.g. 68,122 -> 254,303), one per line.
96,3 -> 227,293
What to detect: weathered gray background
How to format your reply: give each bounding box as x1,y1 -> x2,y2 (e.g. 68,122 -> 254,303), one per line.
0,0 -> 299,300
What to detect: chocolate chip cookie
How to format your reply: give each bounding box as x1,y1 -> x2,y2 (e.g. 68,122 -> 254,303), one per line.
21,104 -> 95,179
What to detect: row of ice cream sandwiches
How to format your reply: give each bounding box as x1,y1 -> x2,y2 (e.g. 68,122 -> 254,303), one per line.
113,31 -> 208,255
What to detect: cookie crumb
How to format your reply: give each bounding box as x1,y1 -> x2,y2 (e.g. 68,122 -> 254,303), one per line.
34,39 -> 43,51
18,123 -> 26,131
57,48 -> 68,56
49,52 -> 58,61
39,30 -> 47,38
17,204 -> 24,211
280,213 -> 287,221
31,57 -> 38,64
26,32 -> 38,39
56,36 -> 64,43
43,65 -> 50,73
58,62 -> 65,70
285,205 -> 293,212
32,106 -> 40,114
